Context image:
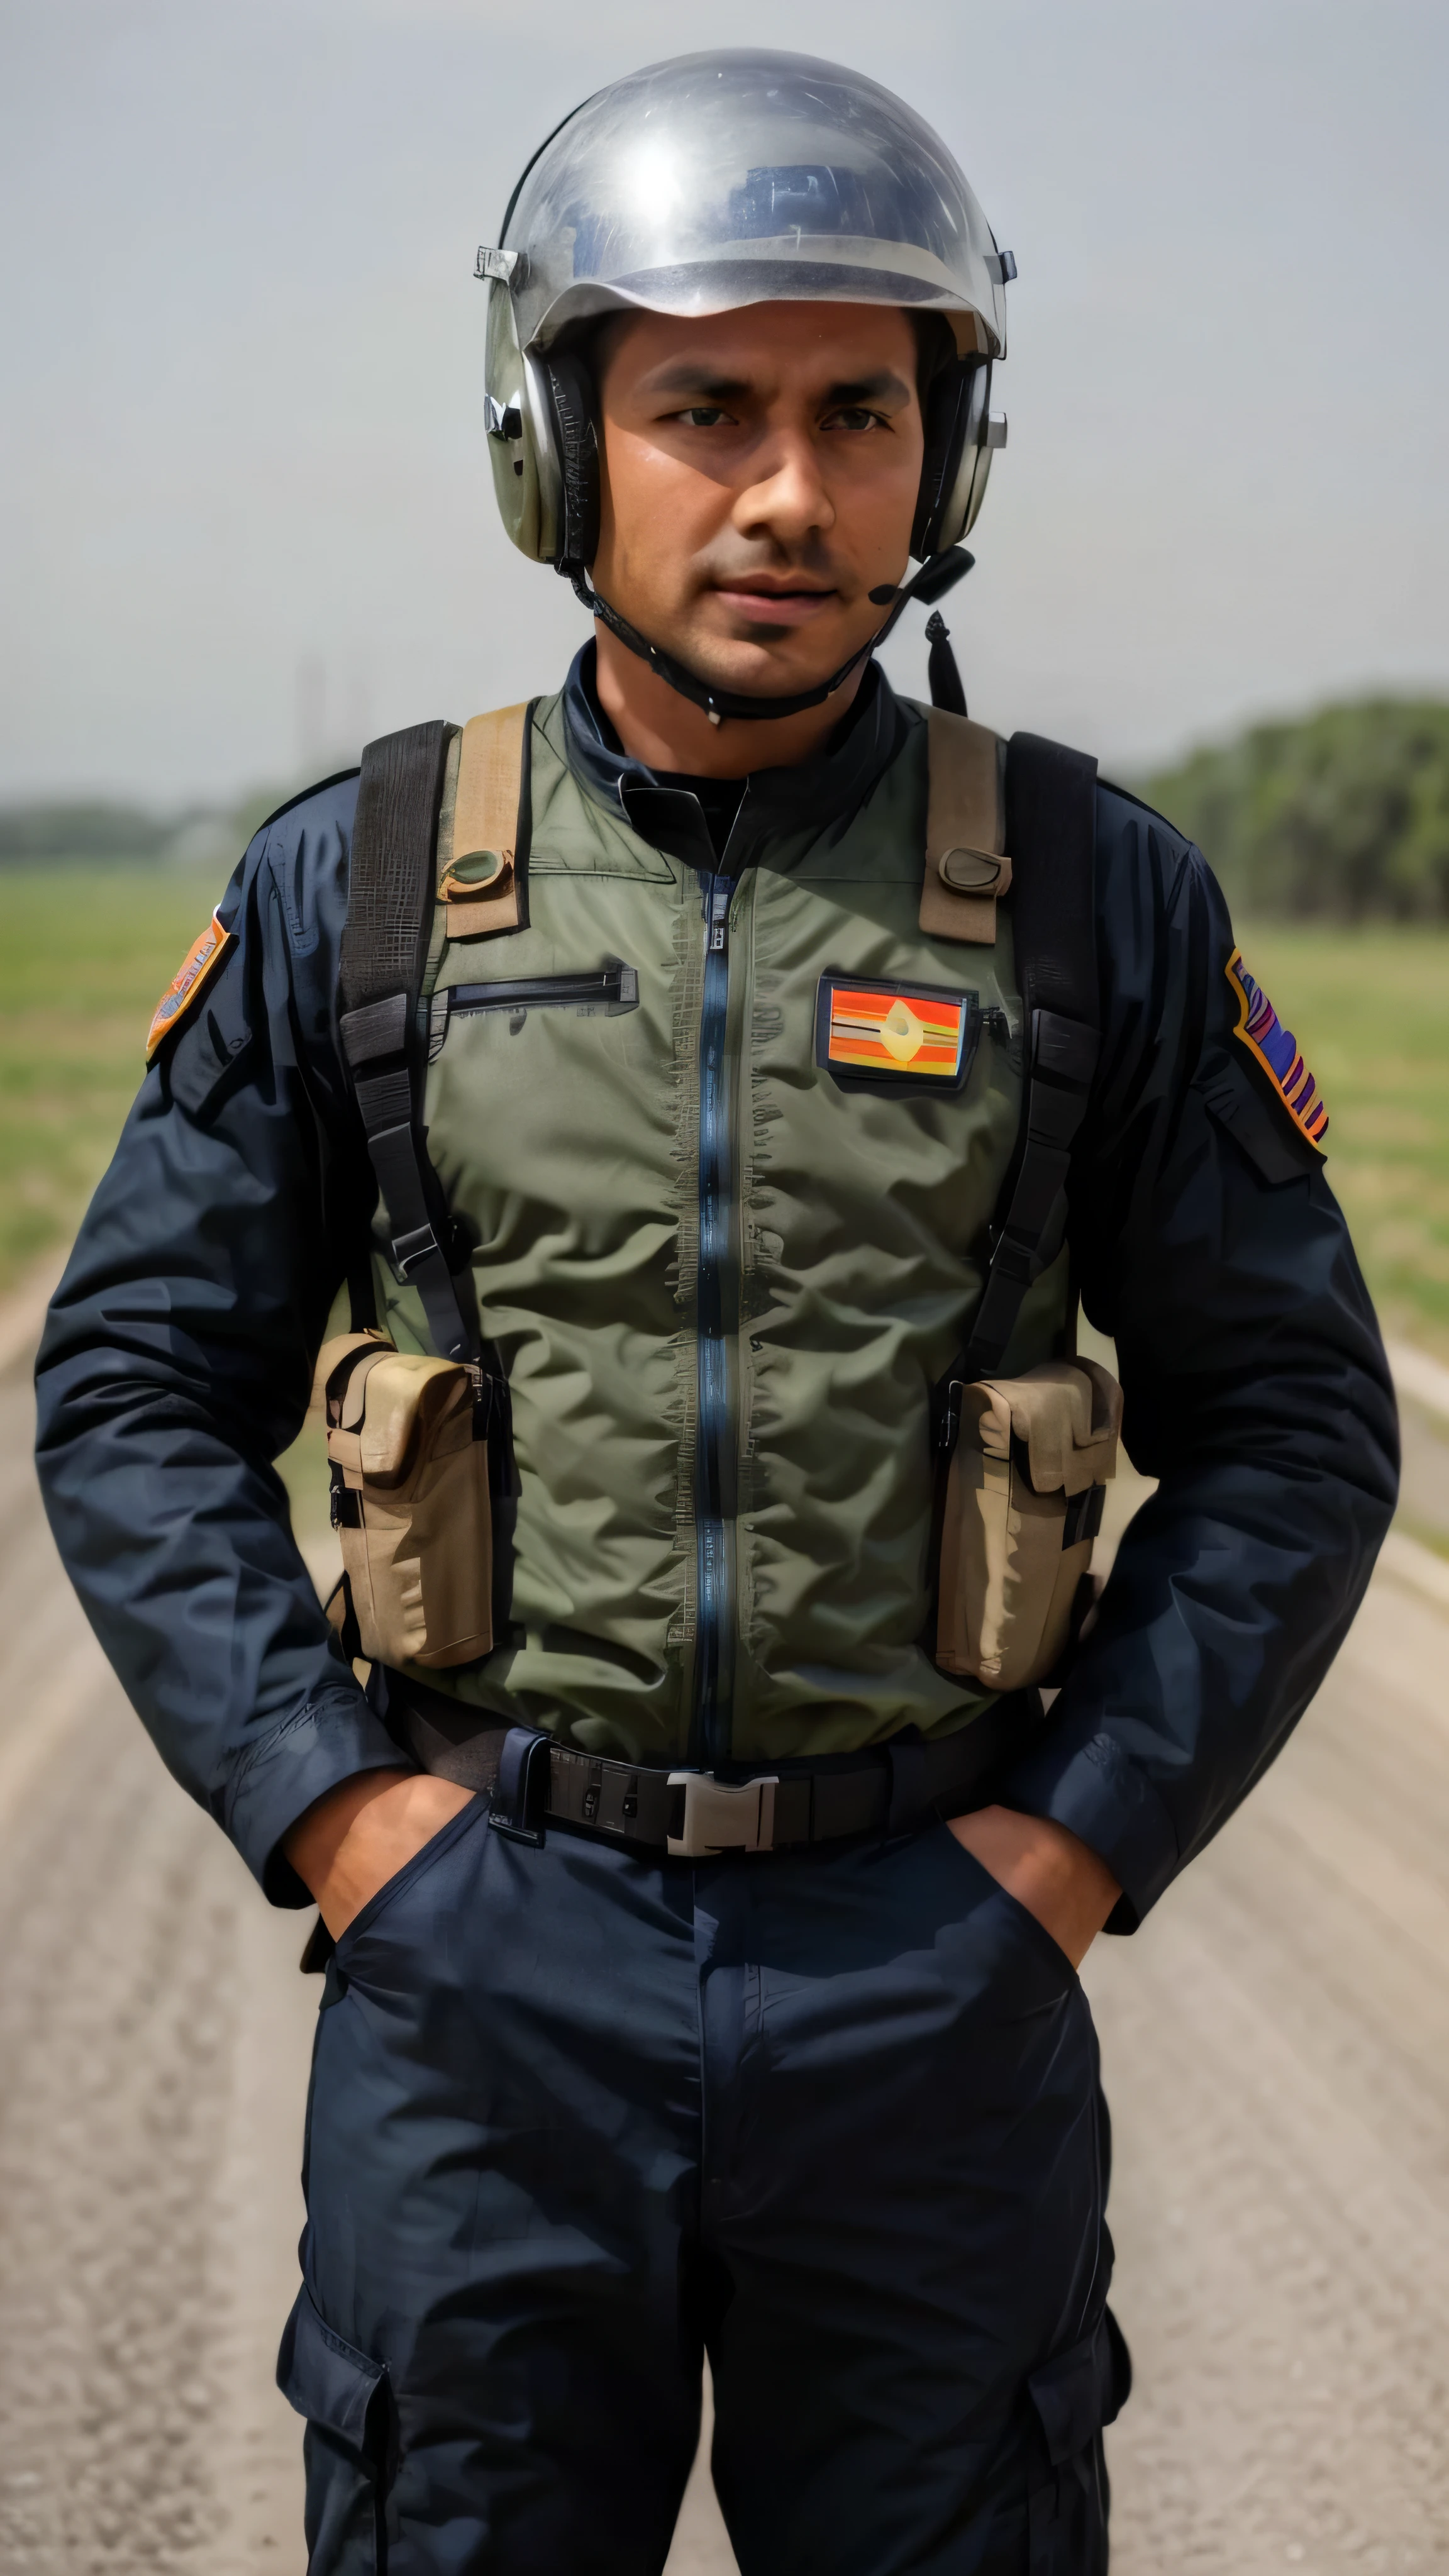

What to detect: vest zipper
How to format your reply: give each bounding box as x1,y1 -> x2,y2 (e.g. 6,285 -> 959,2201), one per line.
692,872 -> 734,1768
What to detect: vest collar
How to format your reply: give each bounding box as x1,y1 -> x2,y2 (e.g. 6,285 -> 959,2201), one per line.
560,643 -> 908,875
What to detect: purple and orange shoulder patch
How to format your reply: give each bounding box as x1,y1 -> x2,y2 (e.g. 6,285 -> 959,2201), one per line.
146,913 -> 235,1061
1225,948 -> 1328,1150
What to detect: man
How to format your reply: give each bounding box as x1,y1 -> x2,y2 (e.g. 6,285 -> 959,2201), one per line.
36,48 -> 1396,2576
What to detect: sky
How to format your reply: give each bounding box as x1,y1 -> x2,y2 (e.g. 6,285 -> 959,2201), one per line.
1,0 -> 1446,803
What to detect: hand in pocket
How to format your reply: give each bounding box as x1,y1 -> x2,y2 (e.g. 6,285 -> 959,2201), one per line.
285,1769 -> 476,1939
945,1805 -> 1120,1968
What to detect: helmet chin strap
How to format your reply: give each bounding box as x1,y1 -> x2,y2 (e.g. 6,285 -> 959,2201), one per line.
569,547 -> 973,728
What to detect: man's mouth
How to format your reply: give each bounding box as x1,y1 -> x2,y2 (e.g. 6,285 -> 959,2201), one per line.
709,577 -> 838,630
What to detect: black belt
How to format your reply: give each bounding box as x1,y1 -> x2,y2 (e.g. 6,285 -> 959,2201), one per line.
368,1668 -> 1044,1858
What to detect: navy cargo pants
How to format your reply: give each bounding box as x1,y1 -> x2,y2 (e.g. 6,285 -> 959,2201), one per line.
278,1790 -> 1128,2575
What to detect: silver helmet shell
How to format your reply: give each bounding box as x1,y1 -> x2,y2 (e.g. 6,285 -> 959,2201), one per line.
479,50 -> 1011,567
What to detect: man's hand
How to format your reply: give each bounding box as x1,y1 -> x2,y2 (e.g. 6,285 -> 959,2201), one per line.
947,1805 -> 1120,1968
285,1769 -> 475,1941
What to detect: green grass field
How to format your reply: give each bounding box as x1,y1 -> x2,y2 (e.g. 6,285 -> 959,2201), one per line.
3,867 -> 1447,1357
1245,925 -> 1449,1355
0,866 -> 209,1291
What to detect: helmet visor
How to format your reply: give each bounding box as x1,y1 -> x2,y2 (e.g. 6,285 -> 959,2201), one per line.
503,50 -> 1006,360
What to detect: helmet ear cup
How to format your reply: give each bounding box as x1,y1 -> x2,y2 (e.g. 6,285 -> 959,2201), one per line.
542,346 -> 601,575
951,419 -> 996,544
485,282 -> 550,560
912,357 -> 990,558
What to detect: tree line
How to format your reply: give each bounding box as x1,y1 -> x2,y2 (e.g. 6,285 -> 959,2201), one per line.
4,698 -> 1449,919
0,782 -> 292,871
1140,697 -> 1449,923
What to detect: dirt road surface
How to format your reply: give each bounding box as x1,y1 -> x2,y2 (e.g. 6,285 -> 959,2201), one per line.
3,1326 -> 1446,2574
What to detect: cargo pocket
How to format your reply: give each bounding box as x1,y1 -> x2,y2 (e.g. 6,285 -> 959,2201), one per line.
1026,2307 -> 1131,2575
277,2284 -> 392,2575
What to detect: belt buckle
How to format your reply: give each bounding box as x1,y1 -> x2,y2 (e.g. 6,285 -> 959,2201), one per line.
667,1770 -> 779,1858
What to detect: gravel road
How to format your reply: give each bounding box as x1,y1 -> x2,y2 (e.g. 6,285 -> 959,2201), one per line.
3,1337 -> 1446,2575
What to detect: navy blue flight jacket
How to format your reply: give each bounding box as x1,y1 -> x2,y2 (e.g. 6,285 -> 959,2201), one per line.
33,665 -> 1399,1926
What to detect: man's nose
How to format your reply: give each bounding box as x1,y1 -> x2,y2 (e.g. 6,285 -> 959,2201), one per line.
731,427 -> 836,548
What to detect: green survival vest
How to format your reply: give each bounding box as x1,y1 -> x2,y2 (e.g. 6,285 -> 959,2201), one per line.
336,691 -> 1097,1770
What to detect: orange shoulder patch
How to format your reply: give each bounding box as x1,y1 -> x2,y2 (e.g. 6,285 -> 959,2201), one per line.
145,912 -> 235,1061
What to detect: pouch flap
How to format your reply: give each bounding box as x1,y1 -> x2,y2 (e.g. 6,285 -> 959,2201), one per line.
1028,2310 -> 1131,2465
316,1331 -> 396,1431
357,1352 -> 472,1482
276,2284 -> 386,2445
972,1360 -> 1122,1495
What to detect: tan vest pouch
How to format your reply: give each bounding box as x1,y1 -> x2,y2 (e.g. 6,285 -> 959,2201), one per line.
319,1331 -> 492,1670
936,1359 -> 1122,1690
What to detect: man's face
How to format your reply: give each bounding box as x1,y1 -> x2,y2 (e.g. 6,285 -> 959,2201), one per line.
591,301 -> 926,704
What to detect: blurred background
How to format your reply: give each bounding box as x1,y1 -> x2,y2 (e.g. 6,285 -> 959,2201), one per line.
1,3 -> 1447,2571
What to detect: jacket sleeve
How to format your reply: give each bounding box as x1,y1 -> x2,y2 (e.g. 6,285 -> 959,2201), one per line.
996,787 -> 1400,1929
33,776 -> 408,1904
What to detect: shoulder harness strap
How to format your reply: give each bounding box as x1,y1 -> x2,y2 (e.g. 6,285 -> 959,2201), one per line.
918,708 -> 1012,945
338,706 -> 533,1357
338,721 -> 480,1363
934,729 -> 1101,1441
439,704 -> 532,936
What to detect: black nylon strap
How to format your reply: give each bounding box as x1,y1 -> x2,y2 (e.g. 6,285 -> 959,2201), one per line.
353,1070 -> 413,1131
372,1666 -> 1044,1848
951,732 -> 1101,1393
1006,733 -> 1100,1033
541,1715 -> 1034,1846
339,719 -> 478,1365
339,721 -> 452,1019
338,992 -> 409,1068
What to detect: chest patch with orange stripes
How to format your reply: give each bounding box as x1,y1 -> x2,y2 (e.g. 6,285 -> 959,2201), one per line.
814,974 -> 979,1095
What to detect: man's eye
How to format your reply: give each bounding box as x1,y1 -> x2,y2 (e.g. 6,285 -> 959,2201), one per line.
825,406 -> 886,433
679,406 -> 731,428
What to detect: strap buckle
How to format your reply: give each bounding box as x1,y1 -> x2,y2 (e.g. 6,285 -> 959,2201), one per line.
666,1770 -> 779,1858
489,1727 -> 550,1847
391,1221 -> 442,1278
936,1378 -> 965,1456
